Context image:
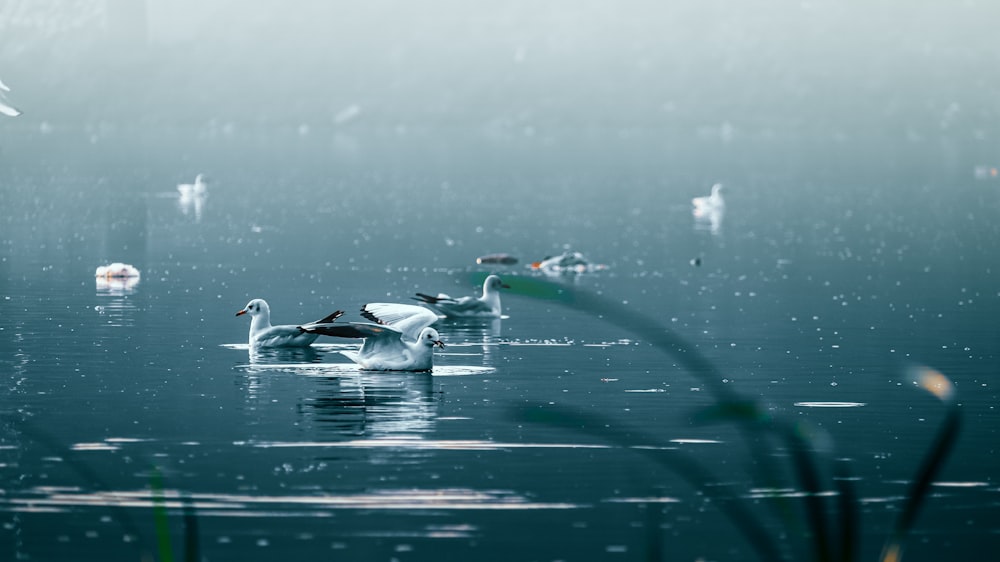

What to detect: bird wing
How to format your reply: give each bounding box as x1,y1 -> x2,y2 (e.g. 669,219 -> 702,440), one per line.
302,321 -> 398,340
361,303 -> 438,339
432,295 -> 490,315
299,310 -> 345,331
412,292 -> 458,305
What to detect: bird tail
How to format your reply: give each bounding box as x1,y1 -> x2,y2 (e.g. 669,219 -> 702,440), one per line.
299,310 -> 345,333
315,310 -> 345,324
414,292 -> 457,304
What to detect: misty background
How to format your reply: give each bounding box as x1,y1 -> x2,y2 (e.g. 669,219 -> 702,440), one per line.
2,0 -> 998,140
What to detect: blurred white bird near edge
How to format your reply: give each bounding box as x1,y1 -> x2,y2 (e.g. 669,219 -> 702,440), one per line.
0,77 -> 23,117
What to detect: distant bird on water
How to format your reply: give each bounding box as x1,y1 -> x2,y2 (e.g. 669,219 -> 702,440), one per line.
236,298 -> 344,348
302,302 -> 444,371
692,183 -> 724,215
0,77 -> 22,117
177,174 -> 207,198
413,274 -> 510,318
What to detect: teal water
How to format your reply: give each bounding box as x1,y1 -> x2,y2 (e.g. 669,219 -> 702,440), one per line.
1,127 -> 999,561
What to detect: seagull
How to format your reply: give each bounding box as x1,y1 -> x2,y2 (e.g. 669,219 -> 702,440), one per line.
236,298 -> 344,348
412,274 -> 510,318
692,183 -> 724,214
302,303 -> 444,371
177,174 -> 207,198
692,183 -> 725,234
0,77 -> 22,117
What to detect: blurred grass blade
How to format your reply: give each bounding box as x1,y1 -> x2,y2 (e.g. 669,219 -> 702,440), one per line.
515,402 -> 786,561
2,414 -> 152,558
779,421 -> 832,562
834,459 -> 859,562
691,399 -> 771,426
183,497 -> 200,562
880,367 -> 961,562
477,274 -> 735,400
693,403 -> 835,562
150,467 -> 175,562
503,276 -> 832,559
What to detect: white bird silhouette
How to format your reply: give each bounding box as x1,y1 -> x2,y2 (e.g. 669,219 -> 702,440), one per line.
236,298 -> 344,348
692,183 -> 724,214
177,174 -> 207,197
0,77 -> 22,117
303,303 -> 444,371
412,274 -> 509,318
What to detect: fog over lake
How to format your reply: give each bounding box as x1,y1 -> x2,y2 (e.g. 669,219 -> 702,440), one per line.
2,2 -> 999,561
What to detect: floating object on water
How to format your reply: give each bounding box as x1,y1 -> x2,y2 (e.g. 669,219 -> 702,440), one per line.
973,165 -> 999,180
530,251 -> 608,274
95,263 -> 140,292
476,253 -> 518,265
95,262 -> 140,279
692,183 -> 725,234
0,77 -> 22,117
303,303 -> 444,371
413,275 -> 509,318
692,182 -> 724,214
690,256 -> 702,267
177,174 -> 207,197
236,298 -> 344,348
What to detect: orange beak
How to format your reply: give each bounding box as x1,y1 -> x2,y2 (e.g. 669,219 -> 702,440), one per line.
235,309 -> 247,317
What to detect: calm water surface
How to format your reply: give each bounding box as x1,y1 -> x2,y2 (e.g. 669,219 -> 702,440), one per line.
1,128 -> 998,561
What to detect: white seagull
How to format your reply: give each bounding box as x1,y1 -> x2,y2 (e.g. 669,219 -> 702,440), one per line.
236,298 -> 344,348
302,303 -> 444,371
177,174 -> 207,198
692,183 -> 724,215
412,274 -> 510,318
0,77 -> 22,117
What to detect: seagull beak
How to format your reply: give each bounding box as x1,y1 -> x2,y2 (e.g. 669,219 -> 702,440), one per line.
434,340 -> 445,349
501,283 -> 511,289
235,309 -> 247,317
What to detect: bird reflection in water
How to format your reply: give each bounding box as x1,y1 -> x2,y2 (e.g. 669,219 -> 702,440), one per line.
248,345 -> 323,365
95,277 -> 140,327
177,174 -> 207,222
298,372 -> 438,440
692,182 -> 725,235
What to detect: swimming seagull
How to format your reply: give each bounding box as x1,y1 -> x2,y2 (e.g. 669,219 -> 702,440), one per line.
302,303 -> 444,371
692,183 -> 724,214
412,274 -> 510,318
236,298 -> 344,348
177,174 -> 207,197
692,183 -> 725,234
0,77 -> 22,117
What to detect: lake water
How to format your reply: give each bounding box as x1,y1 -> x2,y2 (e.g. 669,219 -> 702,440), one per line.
1,127 -> 998,561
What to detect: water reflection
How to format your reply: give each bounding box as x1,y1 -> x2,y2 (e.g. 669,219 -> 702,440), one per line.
176,174 -> 208,222
95,276 -> 139,294
176,189 -> 206,222
248,345 -> 324,365
299,372 -> 438,439
94,278 -> 139,327
692,204 -> 724,235
435,317 -> 501,366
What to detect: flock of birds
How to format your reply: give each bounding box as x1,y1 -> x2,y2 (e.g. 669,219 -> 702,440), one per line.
232,182 -> 725,372
236,275 -> 509,372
